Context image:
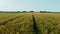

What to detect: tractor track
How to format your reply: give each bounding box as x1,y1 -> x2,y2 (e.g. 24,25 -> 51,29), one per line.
0,15 -> 23,25
32,15 -> 39,34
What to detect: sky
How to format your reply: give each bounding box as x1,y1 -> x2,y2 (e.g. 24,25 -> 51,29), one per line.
0,0 -> 60,12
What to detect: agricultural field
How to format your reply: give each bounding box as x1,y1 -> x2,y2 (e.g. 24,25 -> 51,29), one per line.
0,13 -> 60,34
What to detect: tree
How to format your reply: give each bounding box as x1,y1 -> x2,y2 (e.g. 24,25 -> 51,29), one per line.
40,11 -> 47,13
30,11 -> 34,13
23,11 -> 26,13
17,11 -> 20,12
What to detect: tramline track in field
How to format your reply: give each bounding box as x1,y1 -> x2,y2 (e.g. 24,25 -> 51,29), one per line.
5,13 -> 34,34
32,15 -> 39,34
0,15 -> 24,25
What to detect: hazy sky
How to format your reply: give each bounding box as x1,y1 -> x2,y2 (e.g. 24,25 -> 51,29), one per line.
0,0 -> 60,12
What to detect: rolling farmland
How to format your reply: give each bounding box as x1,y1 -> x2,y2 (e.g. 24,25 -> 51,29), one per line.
0,13 -> 60,34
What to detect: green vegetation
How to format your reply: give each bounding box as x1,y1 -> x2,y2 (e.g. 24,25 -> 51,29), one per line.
0,13 -> 60,34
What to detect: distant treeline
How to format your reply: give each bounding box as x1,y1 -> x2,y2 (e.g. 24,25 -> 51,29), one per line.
17,11 -> 54,13
0,11 -> 60,13
17,11 -> 59,13
17,11 -> 35,13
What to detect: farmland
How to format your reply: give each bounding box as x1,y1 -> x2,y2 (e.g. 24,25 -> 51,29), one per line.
0,13 -> 60,34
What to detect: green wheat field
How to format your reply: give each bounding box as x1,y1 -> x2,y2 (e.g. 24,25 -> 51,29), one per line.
0,12 -> 60,34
